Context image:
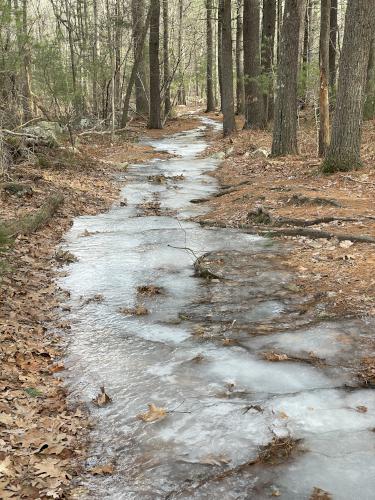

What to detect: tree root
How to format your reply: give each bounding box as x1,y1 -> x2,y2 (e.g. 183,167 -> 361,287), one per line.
285,193 -> 342,208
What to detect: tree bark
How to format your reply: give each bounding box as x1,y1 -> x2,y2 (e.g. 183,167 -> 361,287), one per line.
364,39 -> 375,120
319,0 -> 331,156
243,0 -> 264,128
92,0 -> 98,116
176,0 -> 186,105
323,0 -> 375,172
132,0 -> 149,115
261,0 -> 276,121
206,0 -> 216,111
148,0 -> 162,129
329,0 -> 337,92
162,0 -> 171,117
217,0 -> 223,110
221,0 -> 236,135
271,0 -> 305,156
121,6 -> 151,127
235,0 -> 245,115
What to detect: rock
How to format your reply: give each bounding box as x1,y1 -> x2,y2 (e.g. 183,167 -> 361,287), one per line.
225,146 -> 234,157
250,148 -> 270,158
211,151 -> 226,160
22,121 -> 63,147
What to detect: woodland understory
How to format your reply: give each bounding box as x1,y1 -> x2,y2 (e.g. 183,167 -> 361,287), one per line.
1,0 -> 375,497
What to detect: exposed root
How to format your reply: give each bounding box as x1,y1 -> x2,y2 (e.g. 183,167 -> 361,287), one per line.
285,193 -> 342,208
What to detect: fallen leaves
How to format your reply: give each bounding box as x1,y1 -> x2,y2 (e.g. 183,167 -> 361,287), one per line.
137,403 -> 167,423
34,458 -> 69,480
137,284 -> 164,296
89,464 -> 115,475
92,386 -> 112,407
263,351 -> 289,362
0,457 -> 15,477
119,305 -> 149,316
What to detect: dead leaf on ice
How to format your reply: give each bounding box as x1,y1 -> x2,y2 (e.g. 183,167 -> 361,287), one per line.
137,403 -> 167,423
199,454 -> 231,466
355,405 -> 368,413
89,464 -> 114,475
92,386 -> 112,407
263,351 -> 289,362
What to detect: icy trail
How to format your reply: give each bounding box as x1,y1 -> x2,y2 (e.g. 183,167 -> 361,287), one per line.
61,120 -> 375,499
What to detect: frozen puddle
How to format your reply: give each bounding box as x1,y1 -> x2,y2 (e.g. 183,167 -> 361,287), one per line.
60,120 -> 375,499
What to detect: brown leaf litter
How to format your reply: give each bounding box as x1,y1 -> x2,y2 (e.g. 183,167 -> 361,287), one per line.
197,118 -> 375,319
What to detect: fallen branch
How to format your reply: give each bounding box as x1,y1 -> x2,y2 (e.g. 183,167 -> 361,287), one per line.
77,123 -> 136,137
339,174 -> 375,188
198,220 -> 375,244
273,215 -> 359,227
1,129 -> 39,139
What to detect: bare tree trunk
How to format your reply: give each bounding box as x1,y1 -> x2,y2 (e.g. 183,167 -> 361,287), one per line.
132,0 -> 149,115
235,0 -> 245,115
276,0 -> 282,64
364,39 -> 375,120
243,0 -> 264,128
261,0 -> 276,121
271,0 -> 306,156
92,0 -> 98,116
162,0 -> 171,116
21,0 -> 32,122
64,0 -> 80,113
323,0 -> 375,172
329,0 -> 337,93
221,0 -> 236,135
218,0 -> 223,110
319,0 -> 331,156
121,7 -> 151,127
114,0 -> 121,115
148,0 -> 162,128
206,0 -> 216,111
176,0 -> 186,105
301,0 -> 312,106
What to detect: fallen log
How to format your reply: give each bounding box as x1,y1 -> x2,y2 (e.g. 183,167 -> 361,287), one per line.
4,194 -> 64,237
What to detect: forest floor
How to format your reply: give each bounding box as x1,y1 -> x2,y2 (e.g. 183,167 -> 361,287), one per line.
0,113 -> 201,499
199,113 -> 375,320
1,110 -> 375,498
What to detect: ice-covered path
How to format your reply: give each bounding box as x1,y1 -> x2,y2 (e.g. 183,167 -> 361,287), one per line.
61,120 -> 375,499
